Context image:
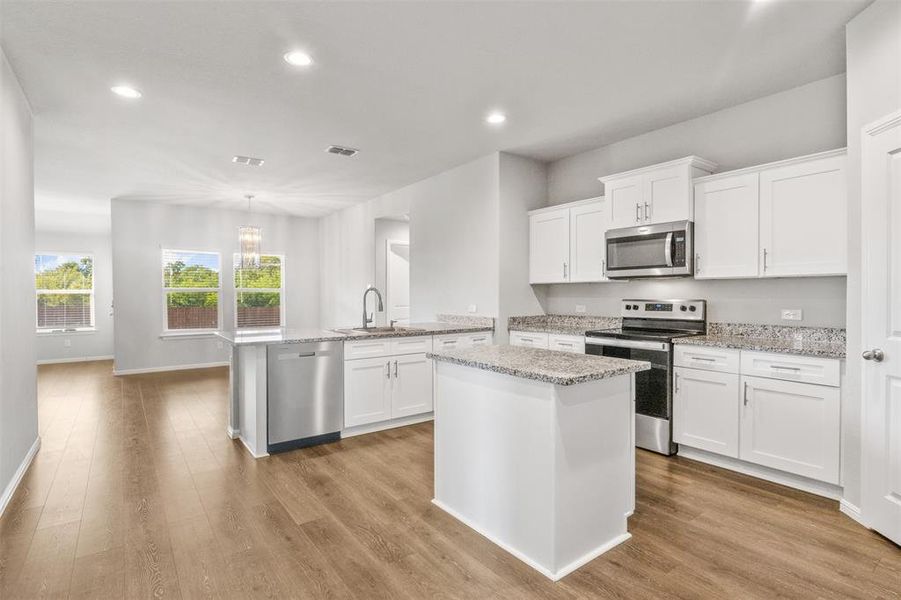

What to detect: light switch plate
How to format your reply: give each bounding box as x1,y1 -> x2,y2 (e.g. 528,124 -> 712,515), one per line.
575,305 -> 587,313
781,309 -> 803,321
467,304 -> 477,313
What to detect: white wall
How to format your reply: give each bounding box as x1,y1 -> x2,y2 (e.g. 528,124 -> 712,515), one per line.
111,200 -> 320,373
843,0 -> 901,510
0,49 -> 39,509
35,230 -> 114,363
373,217 -> 409,326
541,74 -> 849,328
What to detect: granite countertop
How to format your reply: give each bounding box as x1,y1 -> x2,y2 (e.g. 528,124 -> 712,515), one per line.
217,321 -> 494,346
507,315 -> 620,337
673,335 -> 846,359
428,344 -> 650,386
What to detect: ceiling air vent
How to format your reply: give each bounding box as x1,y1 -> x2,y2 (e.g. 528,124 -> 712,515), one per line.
325,145 -> 359,157
232,155 -> 265,166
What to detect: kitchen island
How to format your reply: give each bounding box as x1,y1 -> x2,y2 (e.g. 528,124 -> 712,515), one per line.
428,344 -> 650,581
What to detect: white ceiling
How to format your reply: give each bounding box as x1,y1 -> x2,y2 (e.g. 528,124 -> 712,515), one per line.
1,0 -> 868,231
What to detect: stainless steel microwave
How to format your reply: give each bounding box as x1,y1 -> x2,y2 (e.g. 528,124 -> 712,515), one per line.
605,220 -> 693,279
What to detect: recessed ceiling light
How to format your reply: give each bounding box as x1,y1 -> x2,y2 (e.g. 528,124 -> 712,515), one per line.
485,112 -> 506,125
111,85 -> 142,99
284,51 -> 313,67
233,155 -> 265,166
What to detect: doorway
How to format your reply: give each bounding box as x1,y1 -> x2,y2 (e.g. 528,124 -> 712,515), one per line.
374,215 -> 410,326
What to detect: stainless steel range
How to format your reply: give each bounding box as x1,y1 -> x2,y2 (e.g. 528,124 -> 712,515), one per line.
584,299 -> 707,455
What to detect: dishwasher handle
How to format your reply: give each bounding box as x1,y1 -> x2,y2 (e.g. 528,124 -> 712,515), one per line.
276,350 -> 339,360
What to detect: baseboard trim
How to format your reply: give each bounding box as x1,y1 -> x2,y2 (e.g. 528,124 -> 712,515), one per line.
0,437 -> 41,518
113,361 -> 230,376
839,499 -> 867,528
37,355 -> 114,365
677,446 -> 843,500
239,435 -> 269,459
226,426 -> 240,439
431,498 -> 629,581
341,413 -> 434,438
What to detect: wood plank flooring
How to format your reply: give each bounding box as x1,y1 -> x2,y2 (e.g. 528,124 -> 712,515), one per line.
1,360 -> 898,599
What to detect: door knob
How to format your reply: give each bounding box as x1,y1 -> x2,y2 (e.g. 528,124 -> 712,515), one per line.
862,349 -> 885,362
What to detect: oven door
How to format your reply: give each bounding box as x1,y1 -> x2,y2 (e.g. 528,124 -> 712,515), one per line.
605,221 -> 692,279
585,337 -> 672,419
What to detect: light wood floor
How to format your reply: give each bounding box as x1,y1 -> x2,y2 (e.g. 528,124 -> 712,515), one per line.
1,361 -> 898,599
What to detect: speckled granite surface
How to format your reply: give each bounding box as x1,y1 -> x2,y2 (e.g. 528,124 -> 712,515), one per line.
507,314 -> 620,336
435,314 -> 495,328
218,321 -> 493,346
674,323 -> 847,359
428,344 -> 650,385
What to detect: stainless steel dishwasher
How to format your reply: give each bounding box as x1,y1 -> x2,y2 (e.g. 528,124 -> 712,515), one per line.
267,341 -> 343,453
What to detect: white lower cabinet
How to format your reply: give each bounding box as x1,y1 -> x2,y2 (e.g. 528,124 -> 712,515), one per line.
344,356 -> 393,427
739,375 -> 840,484
548,333 -> 585,354
433,332 -> 494,351
391,353 -> 433,418
673,367 -> 740,458
509,331 -> 549,349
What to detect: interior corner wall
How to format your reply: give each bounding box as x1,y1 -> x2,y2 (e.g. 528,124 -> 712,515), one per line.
844,0 -> 901,510
497,153 -> 548,343
0,49 -> 39,508
111,200 -> 320,373
35,229 -> 114,363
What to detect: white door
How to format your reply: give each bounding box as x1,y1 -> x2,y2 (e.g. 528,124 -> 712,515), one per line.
391,353 -> 433,418
673,367 -> 740,458
861,109 -> 901,545
759,154 -> 847,276
606,175 -> 644,229
645,165 -> 691,224
529,209 -> 570,283
569,200 -> 608,282
739,376 -> 840,484
385,239 -> 410,325
344,357 -> 392,427
694,173 -> 760,279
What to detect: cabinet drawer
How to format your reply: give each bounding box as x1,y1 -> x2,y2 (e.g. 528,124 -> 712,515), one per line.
674,345 -> 740,373
434,332 -> 494,351
390,336 -> 433,356
467,332 -> 493,347
740,351 -> 839,387
344,338 -> 394,360
509,331 -> 549,349
548,334 -> 585,354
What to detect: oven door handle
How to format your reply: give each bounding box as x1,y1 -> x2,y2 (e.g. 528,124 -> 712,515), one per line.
585,337 -> 669,352
664,232 -> 674,267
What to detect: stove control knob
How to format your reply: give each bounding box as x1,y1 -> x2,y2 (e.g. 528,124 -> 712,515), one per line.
632,304 -> 639,310
625,305 -> 632,311
689,305 -> 697,312
680,305 -> 687,312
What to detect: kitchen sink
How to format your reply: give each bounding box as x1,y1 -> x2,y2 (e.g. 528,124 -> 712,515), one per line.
332,326 -> 425,335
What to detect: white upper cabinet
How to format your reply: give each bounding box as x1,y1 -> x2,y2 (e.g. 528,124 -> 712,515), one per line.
759,152 -> 847,277
529,208 -> 570,283
694,172 -> 760,278
569,200 -> 609,282
601,156 -> 717,230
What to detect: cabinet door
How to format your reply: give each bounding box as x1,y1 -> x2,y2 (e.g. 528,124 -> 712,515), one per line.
605,175 -> 644,229
739,376 -> 840,484
344,357 -> 392,428
673,367 -> 740,457
391,353 -> 433,418
529,209 -> 570,283
645,165 -> 691,224
694,173 -> 760,278
569,201 -> 608,282
759,154 -> 847,276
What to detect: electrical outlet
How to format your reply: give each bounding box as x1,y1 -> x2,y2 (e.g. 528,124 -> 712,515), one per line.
467,304 -> 477,313
575,305 -> 586,313
63,338 -> 72,348
781,309 -> 803,321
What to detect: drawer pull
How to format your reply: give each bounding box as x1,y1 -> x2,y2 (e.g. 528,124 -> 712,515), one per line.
692,356 -> 716,362
771,365 -> 802,371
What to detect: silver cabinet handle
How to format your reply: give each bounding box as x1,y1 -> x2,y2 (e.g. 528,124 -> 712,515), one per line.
636,203 -> 641,222
692,356 -> 716,362
385,361 -> 391,378
696,253 -> 701,274
674,372 -> 680,393
644,202 -> 650,221
563,262 -> 568,279
601,259 -> 606,277
862,349 -> 885,362
743,381 -> 750,406
394,360 -> 398,378
771,365 -> 801,371
763,248 -> 769,272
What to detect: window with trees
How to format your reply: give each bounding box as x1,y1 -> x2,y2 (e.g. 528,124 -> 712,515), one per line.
234,254 -> 284,328
162,250 -> 220,331
35,253 -> 94,332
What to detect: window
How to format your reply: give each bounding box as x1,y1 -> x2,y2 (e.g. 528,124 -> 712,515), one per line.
35,253 -> 94,332
234,254 -> 284,328
162,250 -> 220,331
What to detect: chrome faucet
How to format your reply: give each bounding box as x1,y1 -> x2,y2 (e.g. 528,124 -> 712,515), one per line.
362,284 -> 384,328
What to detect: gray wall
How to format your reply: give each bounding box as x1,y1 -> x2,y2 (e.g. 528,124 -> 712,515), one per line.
0,49 -> 38,508
373,217 -> 409,326
843,0 -> 901,510
111,201 -> 321,373
541,74 -> 849,328
35,230 -> 114,363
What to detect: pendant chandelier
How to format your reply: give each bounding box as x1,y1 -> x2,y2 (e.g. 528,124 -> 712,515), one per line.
239,194 -> 262,269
